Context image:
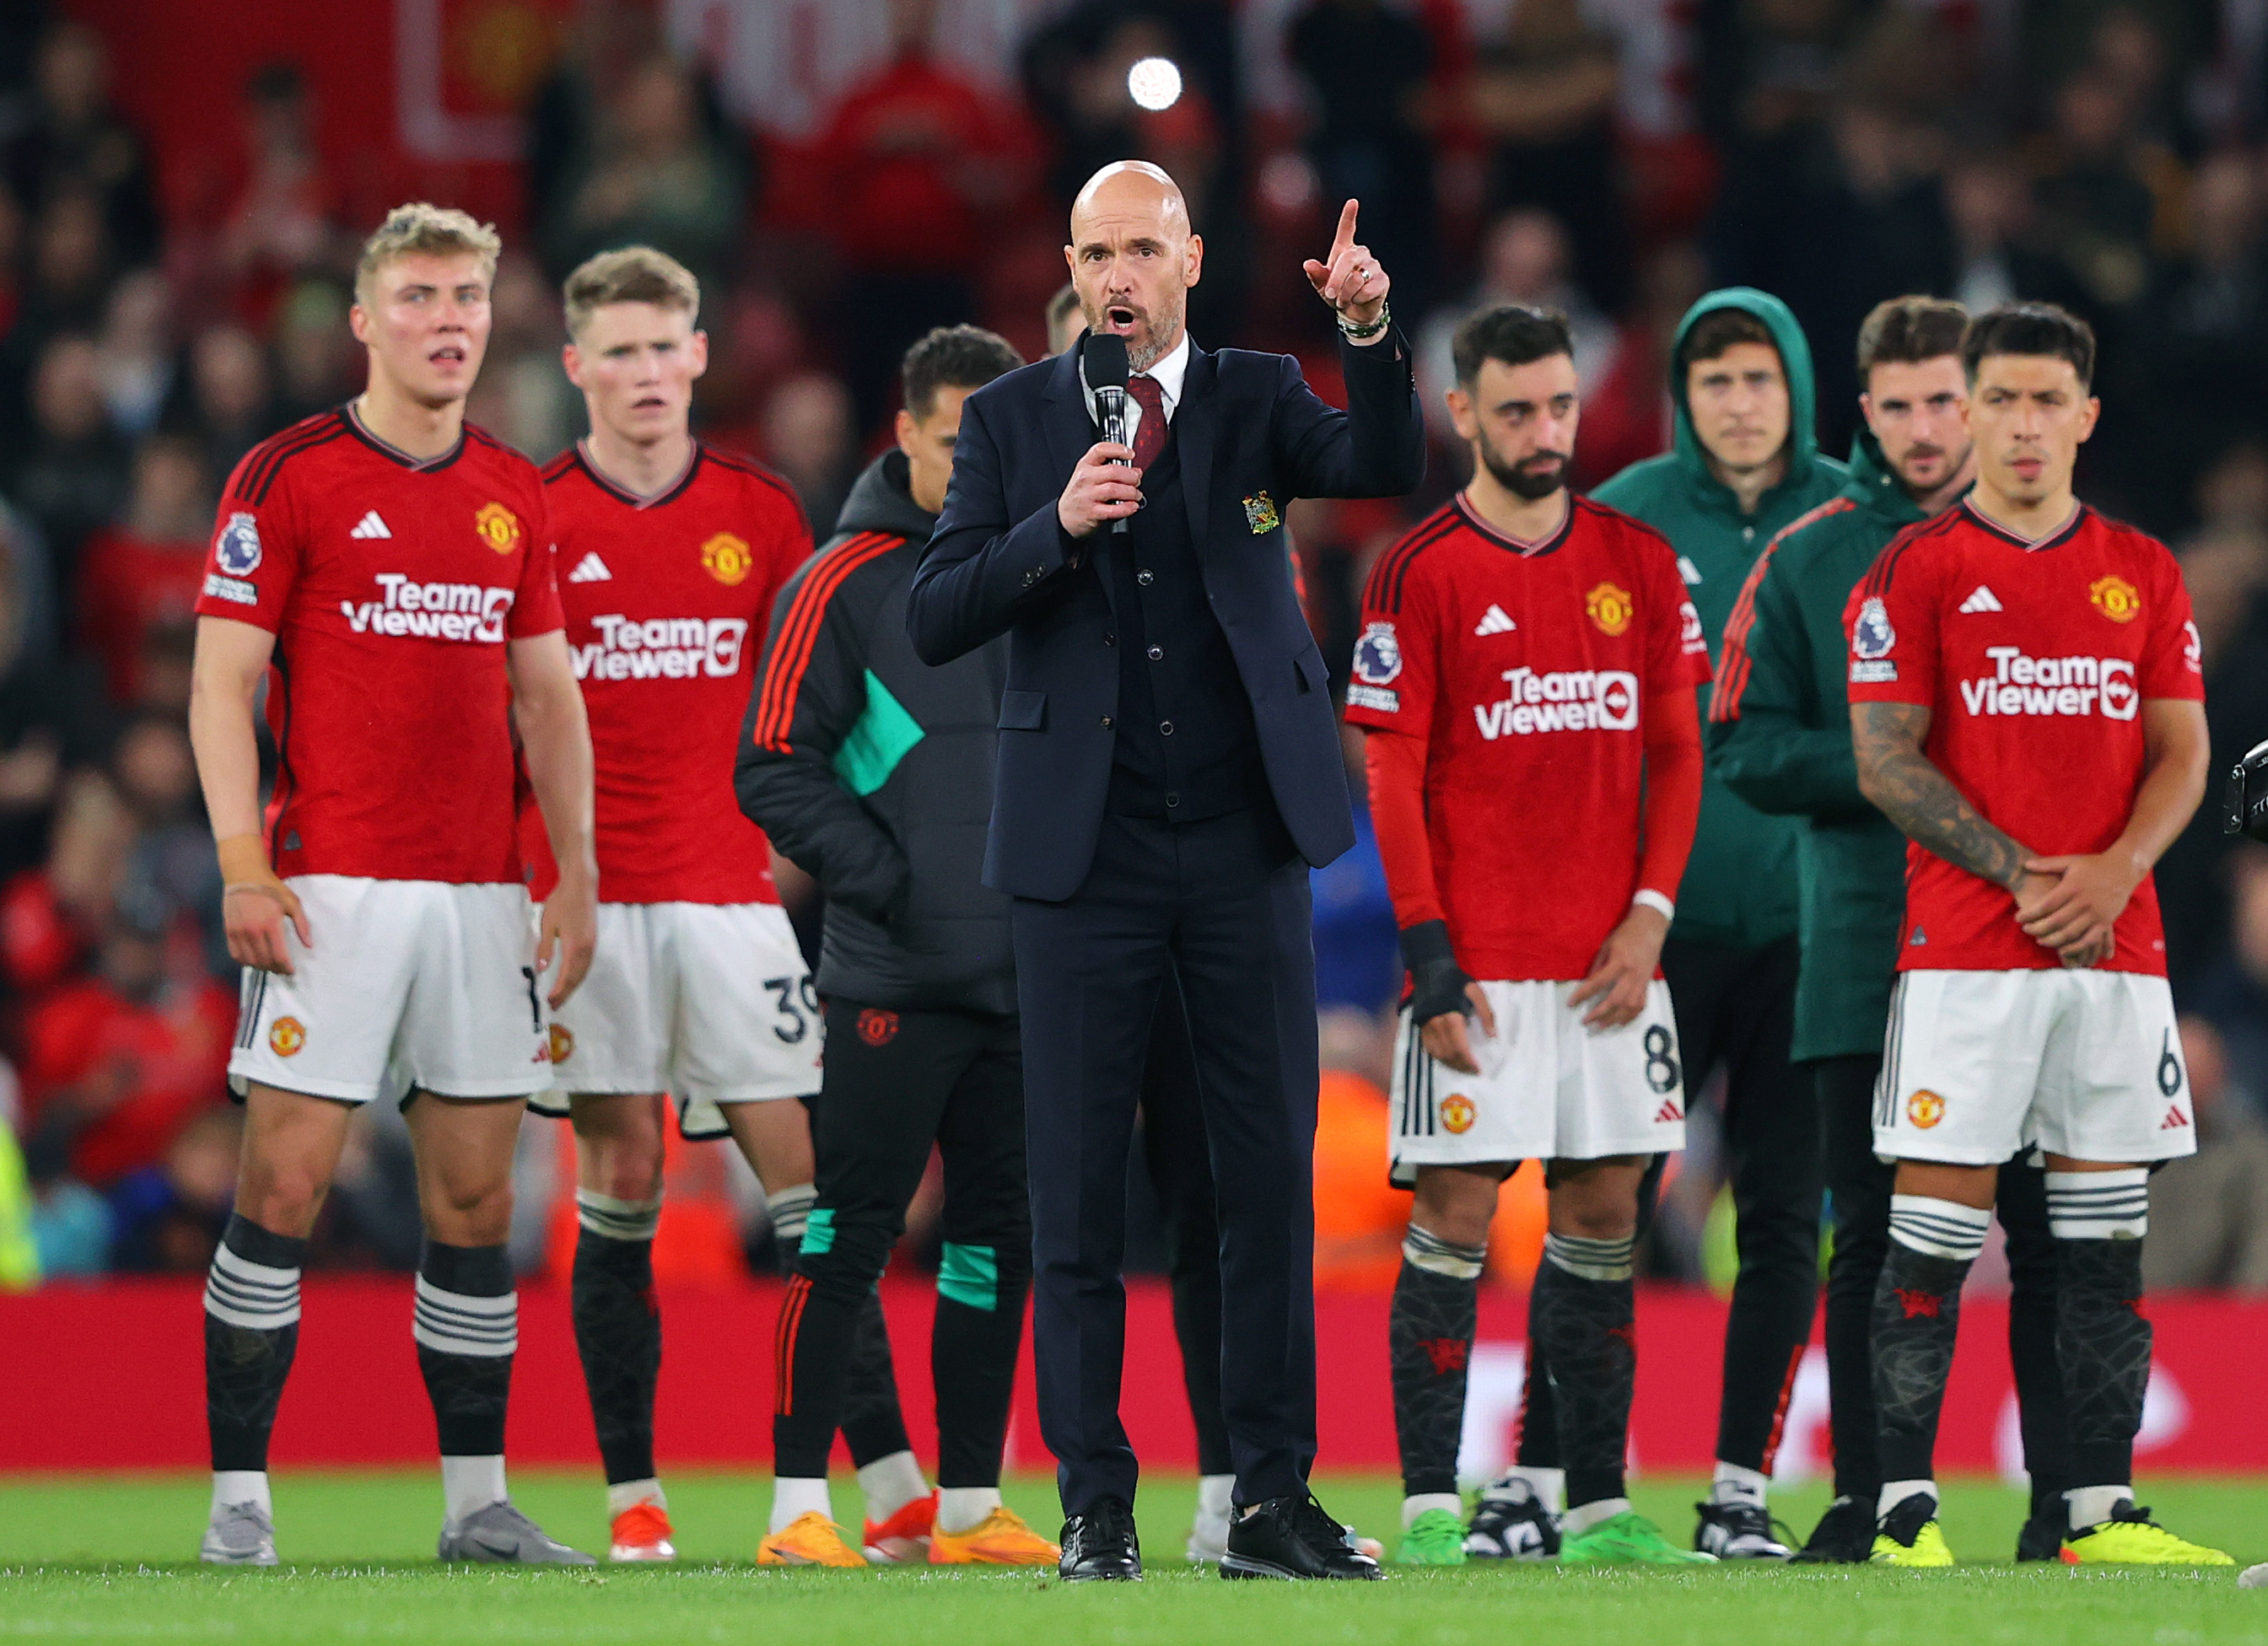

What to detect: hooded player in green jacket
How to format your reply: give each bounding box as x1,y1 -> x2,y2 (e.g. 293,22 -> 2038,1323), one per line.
1484,290 -> 1846,1563
1705,297 -> 2076,1564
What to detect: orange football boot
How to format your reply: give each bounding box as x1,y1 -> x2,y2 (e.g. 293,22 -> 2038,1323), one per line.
608,1501 -> 676,1562
756,1512 -> 867,1568
929,1506 -> 1063,1566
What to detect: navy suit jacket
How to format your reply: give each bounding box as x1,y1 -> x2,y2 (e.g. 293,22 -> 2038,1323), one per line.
907,331 -> 1424,901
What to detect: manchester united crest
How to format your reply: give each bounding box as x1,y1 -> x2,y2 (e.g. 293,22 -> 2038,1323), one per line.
548,1024 -> 575,1065
1907,1089 -> 1945,1129
474,502 -> 522,555
701,532 -> 753,585
1441,1094 -> 1477,1134
1586,582 -> 1634,637
2090,575 -> 2140,623
857,1007 -> 900,1046
269,1016 -> 307,1057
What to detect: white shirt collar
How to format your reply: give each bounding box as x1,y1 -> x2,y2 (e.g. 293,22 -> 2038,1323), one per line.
1139,331 -> 1191,412
1080,330 -> 1193,420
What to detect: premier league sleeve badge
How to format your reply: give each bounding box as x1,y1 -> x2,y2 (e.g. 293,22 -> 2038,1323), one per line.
216,511 -> 262,577
1850,594 -> 1897,684
1243,492 -> 1281,534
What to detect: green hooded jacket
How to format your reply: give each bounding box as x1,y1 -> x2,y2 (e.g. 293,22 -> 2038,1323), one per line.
1705,430 -> 1937,1061
1591,288 -> 1849,950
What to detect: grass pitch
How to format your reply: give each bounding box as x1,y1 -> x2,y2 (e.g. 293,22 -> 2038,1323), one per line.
3,1473 -> 2265,1644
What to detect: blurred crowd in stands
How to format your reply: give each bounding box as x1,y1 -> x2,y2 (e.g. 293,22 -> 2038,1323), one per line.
5,0 -> 2268,1292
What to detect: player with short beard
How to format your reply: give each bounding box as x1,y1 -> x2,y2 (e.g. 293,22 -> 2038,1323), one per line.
1846,302 -> 2227,1567
525,245 -> 919,1564
1348,304 -> 1712,1567
189,203 -> 596,1566
1711,295 -> 2080,1563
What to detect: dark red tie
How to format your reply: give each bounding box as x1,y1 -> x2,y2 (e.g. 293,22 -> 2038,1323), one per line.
1127,374 -> 1167,474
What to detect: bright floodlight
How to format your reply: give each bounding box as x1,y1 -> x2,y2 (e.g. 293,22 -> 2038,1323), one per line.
1129,56 -> 1182,112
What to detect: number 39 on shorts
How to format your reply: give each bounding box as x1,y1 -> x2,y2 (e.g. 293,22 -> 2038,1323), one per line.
763,975 -> 822,1044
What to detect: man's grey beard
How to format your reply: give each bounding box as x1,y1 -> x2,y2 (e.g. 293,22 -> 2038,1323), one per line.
1480,443 -> 1567,502
1127,297 -> 1188,374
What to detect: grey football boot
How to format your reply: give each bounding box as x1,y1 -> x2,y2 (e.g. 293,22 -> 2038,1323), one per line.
200,1501 -> 278,1566
438,1499 -> 597,1564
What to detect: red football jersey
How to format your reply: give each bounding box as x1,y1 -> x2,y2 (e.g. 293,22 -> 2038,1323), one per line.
1844,501 -> 2204,974
524,443 -> 809,905
1344,494 -> 1712,979
194,407 -> 562,885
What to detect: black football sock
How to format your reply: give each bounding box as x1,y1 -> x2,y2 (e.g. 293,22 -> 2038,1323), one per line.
2044,1170 -> 2151,1510
414,1240 -> 516,1460
569,1191 -> 662,1487
1533,1232 -> 1637,1510
1390,1226 -> 1484,1500
931,1240 -> 1032,1487
1997,1162 -> 2071,1520
1870,1197 -> 1988,1493
205,1213 -> 307,1472
1515,1279 -> 1562,1471
2055,1237 -> 2149,1516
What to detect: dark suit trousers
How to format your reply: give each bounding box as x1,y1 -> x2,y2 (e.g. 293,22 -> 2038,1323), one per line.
1014,805 -> 1320,1514
1141,973 -> 1234,1478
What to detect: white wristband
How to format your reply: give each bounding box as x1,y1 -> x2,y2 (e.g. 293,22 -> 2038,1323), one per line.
1631,889 -> 1676,921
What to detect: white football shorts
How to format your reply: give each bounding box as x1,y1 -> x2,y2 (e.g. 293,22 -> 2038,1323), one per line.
1389,978 -> 1687,1182
529,901 -> 822,1139
228,876 -> 552,1105
1873,968 -> 2195,1166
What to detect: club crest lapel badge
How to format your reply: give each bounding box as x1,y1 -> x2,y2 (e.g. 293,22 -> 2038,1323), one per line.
1243,492 -> 1280,534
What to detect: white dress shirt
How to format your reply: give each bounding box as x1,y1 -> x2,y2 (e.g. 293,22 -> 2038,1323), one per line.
1080,331 -> 1191,449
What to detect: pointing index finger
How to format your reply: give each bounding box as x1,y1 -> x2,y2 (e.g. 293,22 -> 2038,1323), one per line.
1330,198 -> 1359,259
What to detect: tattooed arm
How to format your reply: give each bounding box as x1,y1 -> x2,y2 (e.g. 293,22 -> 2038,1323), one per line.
1850,702 -> 2028,884
1850,702 -> 2077,954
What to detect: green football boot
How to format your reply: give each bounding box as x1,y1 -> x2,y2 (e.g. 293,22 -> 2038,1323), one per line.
1394,1507 -> 1468,1566
1560,1511 -> 1716,1565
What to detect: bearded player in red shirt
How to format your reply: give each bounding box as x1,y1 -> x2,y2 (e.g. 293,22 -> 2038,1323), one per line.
1845,303 -> 2228,1568
1345,305 -> 1712,1567
528,247 -> 913,1563
188,205 -> 598,1565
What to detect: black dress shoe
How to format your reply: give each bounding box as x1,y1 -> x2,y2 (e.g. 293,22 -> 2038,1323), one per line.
1059,1498 -> 1141,1581
1220,1493 -> 1382,1579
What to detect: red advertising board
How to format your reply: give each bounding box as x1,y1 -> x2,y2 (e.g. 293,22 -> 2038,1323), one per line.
5,1279 -> 2262,1475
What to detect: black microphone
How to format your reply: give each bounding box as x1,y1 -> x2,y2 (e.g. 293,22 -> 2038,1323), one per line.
1086,332 -> 1133,536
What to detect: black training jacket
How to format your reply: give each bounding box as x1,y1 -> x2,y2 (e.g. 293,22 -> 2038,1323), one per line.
736,450 -> 1015,1016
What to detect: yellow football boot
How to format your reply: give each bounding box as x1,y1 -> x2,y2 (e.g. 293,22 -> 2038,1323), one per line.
756,1511 -> 868,1568
929,1506 -> 1063,1566
2065,1504 -> 2234,1567
1869,1495 -> 1955,1568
